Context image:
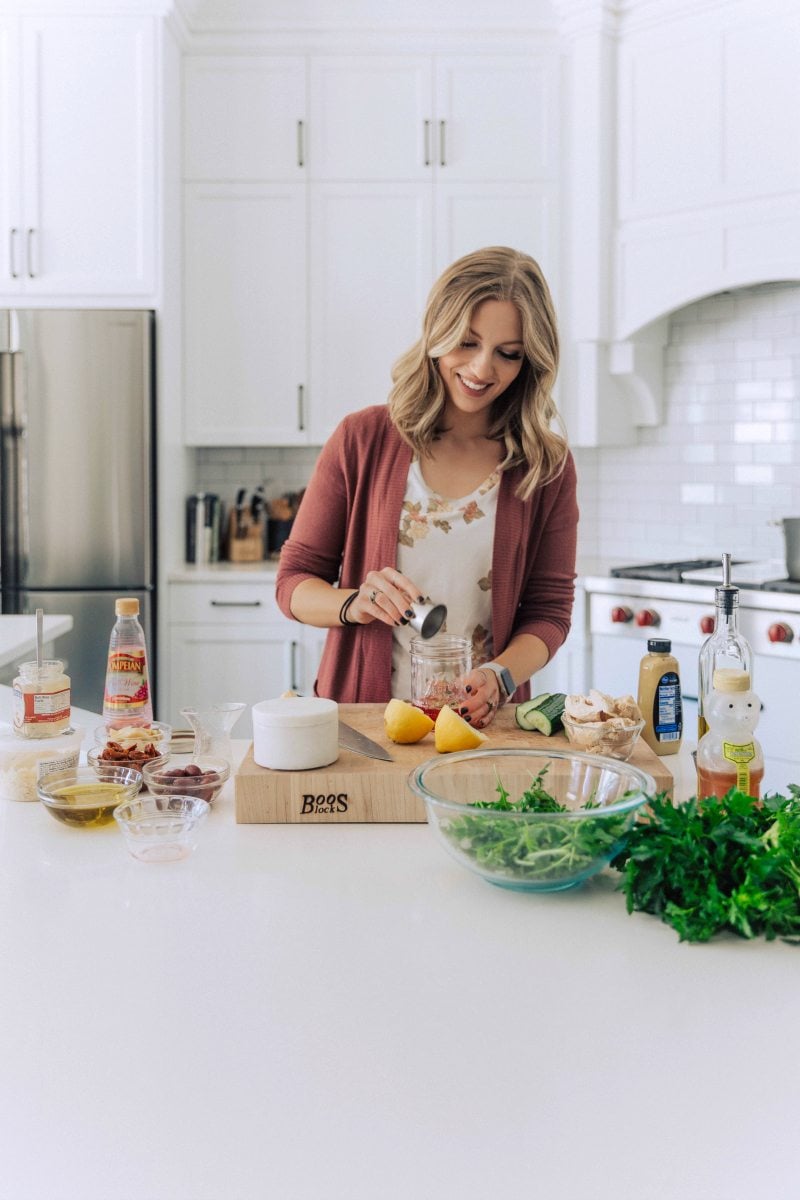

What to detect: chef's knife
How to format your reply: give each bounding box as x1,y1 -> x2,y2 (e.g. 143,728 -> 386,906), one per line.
235,487 -> 247,537
338,720 -> 393,761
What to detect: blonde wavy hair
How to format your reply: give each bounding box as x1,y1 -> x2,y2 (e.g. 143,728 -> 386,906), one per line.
388,246 -> 568,500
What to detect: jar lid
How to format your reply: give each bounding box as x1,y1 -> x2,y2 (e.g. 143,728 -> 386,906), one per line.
252,696 -> 338,729
15,658 -> 65,678
712,668 -> 750,692
647,639 -> 671,653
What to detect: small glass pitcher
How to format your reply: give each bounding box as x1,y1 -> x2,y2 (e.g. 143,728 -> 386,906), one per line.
180,702 -> 246,764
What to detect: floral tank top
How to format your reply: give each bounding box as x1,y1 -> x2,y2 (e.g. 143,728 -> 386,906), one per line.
391,458 -> 499,701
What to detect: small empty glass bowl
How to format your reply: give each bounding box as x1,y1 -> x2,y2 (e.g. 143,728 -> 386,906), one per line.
141,754 -> 230,806
114,794 -> 210,862
562,714 -> 645,761
37,764 -> 142,828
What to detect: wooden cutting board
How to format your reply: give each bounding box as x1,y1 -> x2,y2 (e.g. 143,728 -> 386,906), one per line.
234,703 -> 675,824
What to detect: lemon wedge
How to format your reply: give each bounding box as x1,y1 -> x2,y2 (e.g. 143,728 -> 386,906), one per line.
434,705 -> 488,753
383,698 -> 435,744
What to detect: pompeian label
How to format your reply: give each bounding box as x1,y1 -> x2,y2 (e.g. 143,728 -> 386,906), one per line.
301,793 -> 349,815
104,650 -> 150,712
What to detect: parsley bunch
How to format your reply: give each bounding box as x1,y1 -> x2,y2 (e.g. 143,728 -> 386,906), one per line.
611,788 -> 800,943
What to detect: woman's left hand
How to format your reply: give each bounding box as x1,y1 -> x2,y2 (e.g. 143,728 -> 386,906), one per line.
457,666 -> 502,730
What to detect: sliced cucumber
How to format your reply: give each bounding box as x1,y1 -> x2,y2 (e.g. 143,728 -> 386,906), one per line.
515,693 -> 567,736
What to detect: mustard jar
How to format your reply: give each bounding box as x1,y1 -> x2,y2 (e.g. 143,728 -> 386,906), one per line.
13,659 -> 71,739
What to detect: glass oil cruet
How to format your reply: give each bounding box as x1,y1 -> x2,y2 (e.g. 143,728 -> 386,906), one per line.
697,553 -> 753,740
180,702 -> 246,765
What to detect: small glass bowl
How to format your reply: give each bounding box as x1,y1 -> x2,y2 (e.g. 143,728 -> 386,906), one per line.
94,720 -> 172,755
562,714 -> 645,761
87,744 -> 170,774
141,755 -> 230,806
37,764 -> 142,828
114,794 -> 210,862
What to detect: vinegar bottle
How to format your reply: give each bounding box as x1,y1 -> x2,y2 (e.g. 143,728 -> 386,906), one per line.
697,553 -> 753,740
637,638 -> 683,756
696,669 -> 763,800
102,598 -> 153,728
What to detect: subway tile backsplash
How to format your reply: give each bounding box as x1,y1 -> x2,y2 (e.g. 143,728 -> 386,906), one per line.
194,281 -> 800,568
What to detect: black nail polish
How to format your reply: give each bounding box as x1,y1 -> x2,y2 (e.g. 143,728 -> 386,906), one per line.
459,707 -> 468,715
404,609 -> 414,618
464,715 -> 471,723
399,616 -> 409,625
417,595 -> 425,603
465,685 -> 472,694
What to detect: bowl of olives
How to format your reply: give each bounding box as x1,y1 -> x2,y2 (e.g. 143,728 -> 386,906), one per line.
141,754 -> 230,806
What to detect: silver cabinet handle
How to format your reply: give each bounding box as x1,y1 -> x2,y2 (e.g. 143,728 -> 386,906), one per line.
290,640 -> 299,692
297,119 -> 305,168
297,383 -> 305,431
439,120 -> 446,168
26,228 -> 36,278
9,228 -> 19,279
424,119 -> 431,167
209,599 -> 263,607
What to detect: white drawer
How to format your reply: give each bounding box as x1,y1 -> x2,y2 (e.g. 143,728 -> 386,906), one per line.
169,581 -> 283,625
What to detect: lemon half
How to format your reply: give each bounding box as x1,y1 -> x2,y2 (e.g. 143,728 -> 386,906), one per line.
383,699 -> 435,744
434,705 -> 488,753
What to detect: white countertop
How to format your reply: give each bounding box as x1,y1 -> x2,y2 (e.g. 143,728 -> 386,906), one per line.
0,736 -> 797,1200
0,613 -> 73,669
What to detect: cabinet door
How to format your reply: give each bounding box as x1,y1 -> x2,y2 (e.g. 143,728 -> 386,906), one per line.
308,182 -> 433,443
183,182 -> 309,445
0,17 -> 22,293
19,15 -> 156,297
434,181 -> 559,286
434,54 -> 558,182
168,624 -> 302,738
309,56 -> 431,181
183,56 -> 306,181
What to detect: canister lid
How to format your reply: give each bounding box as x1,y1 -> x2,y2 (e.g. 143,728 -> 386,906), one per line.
712,668 -> 750,692
252,696 -> 338,728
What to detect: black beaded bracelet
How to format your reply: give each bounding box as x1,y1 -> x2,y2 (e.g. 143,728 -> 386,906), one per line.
338,590 -> 359,626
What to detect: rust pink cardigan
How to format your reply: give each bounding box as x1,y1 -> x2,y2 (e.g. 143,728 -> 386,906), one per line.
276,405 -> 578,703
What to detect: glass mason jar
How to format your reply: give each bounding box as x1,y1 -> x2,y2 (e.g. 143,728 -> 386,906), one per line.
410,635 -> 472,719
13,659 -> 71,739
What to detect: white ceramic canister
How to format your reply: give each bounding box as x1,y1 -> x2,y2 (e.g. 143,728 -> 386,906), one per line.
252,697 -> 339,770
0,723 -> 84,802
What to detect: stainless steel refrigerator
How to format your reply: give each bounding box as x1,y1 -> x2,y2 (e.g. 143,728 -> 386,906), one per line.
0,310 -> 156,714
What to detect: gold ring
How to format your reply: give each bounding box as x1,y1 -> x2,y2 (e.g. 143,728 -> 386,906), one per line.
369,590 -> 378,604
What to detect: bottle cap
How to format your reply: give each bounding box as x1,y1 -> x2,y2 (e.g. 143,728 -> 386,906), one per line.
115,598 -> 140,617
713,668 -> 750,692
647,638 -> 671,653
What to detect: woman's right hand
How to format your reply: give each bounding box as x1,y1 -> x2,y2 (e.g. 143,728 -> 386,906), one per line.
345,567 -> 426,629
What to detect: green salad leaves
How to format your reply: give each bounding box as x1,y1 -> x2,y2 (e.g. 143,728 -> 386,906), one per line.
442,767 -> 632,886
611,787 -> 800,944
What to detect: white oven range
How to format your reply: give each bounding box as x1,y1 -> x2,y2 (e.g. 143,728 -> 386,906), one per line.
582,562 -> 800,796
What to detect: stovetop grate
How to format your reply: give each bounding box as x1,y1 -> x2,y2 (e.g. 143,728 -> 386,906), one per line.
610,559 -> 721,583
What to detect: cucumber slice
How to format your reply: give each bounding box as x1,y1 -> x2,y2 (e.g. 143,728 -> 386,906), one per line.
515,693 -> 566,736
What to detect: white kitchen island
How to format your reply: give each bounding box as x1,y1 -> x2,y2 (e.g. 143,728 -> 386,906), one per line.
0,613 -> 72,669
0,737 -> 797,1200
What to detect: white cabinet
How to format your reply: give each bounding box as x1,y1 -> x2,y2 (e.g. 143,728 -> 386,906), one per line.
166,580 -> 325,738
0,13 -> 157,301
183,182 -> 308,444
181,49 -> 559,447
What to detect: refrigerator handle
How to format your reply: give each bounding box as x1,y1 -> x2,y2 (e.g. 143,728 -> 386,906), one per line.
0,351 -> 27,592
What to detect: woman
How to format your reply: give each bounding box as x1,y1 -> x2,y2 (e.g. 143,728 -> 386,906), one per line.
276,246 -> 578,729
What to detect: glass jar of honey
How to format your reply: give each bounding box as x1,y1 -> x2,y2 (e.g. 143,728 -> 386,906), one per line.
13,659 -> 71,739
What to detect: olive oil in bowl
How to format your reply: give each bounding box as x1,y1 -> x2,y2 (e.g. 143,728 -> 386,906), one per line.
37,766 -> 142,828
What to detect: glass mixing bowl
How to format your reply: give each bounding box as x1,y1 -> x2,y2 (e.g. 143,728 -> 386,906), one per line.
408,747 -> 656,892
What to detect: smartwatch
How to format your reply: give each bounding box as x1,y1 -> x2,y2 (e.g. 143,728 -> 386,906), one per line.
482,661 -> 515,703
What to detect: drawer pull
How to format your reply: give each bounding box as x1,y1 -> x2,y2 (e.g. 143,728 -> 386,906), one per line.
209,599 -> 263,607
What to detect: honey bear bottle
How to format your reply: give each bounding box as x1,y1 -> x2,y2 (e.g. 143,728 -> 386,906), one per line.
696,668 -> 763,800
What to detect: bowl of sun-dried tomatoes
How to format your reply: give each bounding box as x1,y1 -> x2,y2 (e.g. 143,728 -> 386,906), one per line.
91,721 -> 172,772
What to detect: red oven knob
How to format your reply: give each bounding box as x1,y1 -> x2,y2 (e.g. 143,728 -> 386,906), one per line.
635,608 -> 660,627
699,614 -> 715,635
768,621 -> 794,643
611,606 -> 633,623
